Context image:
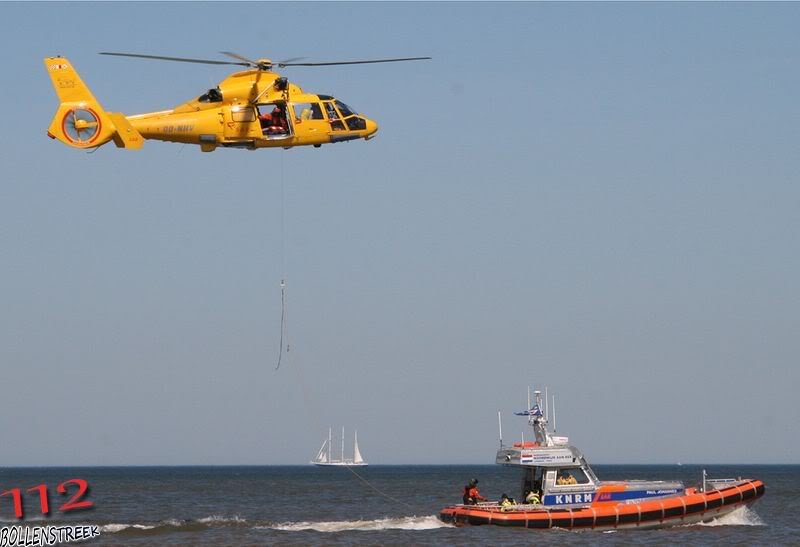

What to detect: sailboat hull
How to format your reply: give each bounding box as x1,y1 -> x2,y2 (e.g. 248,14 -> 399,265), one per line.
311,462 -> 369,467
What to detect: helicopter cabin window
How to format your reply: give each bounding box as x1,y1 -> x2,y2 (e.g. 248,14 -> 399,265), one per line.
257,103 -> 291,137
231,106 -> 256,123
293,102 -> 324,122
323,101 -> 345,131
199,87 -> 223,103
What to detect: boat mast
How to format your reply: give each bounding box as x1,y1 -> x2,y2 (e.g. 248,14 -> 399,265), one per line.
341,426 -> 345,463
532,390 -> 549,445
497,410 -> 503,448
545,387 -> 549,422
328,427 -> 332,462
552,395 -> 557,433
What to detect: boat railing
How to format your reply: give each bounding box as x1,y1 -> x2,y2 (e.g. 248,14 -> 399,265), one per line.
700,468 -> 743,492
703,478 -> 742,491
459,502 -> 550,512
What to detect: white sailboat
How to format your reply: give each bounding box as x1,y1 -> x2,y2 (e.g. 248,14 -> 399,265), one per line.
311,427 -> 368,467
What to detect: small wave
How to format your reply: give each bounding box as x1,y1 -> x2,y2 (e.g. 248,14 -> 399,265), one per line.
0,515 -> 50,523
265,515 -> 451,532
102,515 -> 246,534
197,515 -> 246,524
101,524 -> 157,533
695,506 -> 765,527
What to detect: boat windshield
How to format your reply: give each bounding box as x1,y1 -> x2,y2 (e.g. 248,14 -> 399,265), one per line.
580,459 -> 598,482
556,467 -> 591,485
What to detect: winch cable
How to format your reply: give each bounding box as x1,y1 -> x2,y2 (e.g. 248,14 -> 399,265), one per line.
343,464 -> 418,511
275,150 -> 289,371
272,151 -> 315,417
271,151 -> 425,516
276,279 -> 287,371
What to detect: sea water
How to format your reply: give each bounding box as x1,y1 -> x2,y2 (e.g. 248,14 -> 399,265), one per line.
0,464 -> 795,545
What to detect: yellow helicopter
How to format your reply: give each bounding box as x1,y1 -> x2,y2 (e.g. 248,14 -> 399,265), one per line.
44,52 -> 430,152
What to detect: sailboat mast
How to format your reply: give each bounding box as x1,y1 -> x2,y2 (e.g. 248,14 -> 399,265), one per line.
328,427 -> 332,462
341,427 -> 345,462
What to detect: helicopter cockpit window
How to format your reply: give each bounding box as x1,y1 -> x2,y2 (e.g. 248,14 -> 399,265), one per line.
324,101 -> 345,131
324,102 -> 340,120
198,87 -> 223,103
345,116 -> 367,131
293,102 -> 324,121
324,100 -> 365,130
335,100 -> 356,117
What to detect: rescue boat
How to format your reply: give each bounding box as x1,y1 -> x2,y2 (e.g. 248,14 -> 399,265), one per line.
439,389 -> 765,530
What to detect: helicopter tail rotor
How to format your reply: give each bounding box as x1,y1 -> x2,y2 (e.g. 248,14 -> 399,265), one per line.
44,56 -> 142,150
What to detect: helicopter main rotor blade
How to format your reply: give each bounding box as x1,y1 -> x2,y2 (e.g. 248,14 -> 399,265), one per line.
221,52 -> 308,68
278,56 -> 432,67
277,57 -> 307,65
99,52 -> 249,67
219,51 -> 260,67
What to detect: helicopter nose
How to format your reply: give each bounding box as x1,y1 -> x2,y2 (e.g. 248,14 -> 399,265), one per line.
365,118 -> 379,139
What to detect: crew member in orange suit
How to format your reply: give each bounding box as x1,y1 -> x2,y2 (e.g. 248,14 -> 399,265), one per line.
462,478 -> 487,505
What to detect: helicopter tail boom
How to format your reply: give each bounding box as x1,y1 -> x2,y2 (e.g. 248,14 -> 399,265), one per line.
44,57 -> 142,149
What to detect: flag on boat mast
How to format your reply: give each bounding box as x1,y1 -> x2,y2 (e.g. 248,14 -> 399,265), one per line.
514,404 -> 543,417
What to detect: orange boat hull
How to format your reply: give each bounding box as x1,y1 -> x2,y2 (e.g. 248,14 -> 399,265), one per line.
439,479 -> 764,530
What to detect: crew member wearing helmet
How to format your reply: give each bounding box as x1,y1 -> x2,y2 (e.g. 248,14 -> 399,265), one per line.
525,488 -> 541,505
499,493 -> 517,512
462,478 -> 487,505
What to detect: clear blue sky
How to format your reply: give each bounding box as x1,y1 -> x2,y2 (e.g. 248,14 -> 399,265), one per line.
1,2 -> 798,465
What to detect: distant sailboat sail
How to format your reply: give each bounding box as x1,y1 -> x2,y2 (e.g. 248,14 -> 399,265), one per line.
353,431 -> 364,465
311,427 -> 368,467
315,440 -> 328,464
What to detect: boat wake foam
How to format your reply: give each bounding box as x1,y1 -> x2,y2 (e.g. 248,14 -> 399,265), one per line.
265,515 -> 451,532
101,516 -> 247,534
695,506 -> 765,527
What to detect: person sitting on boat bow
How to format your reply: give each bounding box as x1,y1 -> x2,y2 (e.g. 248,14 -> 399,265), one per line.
462,478 -> 487,505
524,489 -> 541,505
499,493 -> 516,512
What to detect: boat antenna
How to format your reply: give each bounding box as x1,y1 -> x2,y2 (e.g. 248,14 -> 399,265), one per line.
552,394 -> 557,433
497,410 -> 503,448
527,385 -> 531,411
545,386 -> 549,422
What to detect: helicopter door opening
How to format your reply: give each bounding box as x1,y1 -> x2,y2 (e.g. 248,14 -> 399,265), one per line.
257,103 -> 292,139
